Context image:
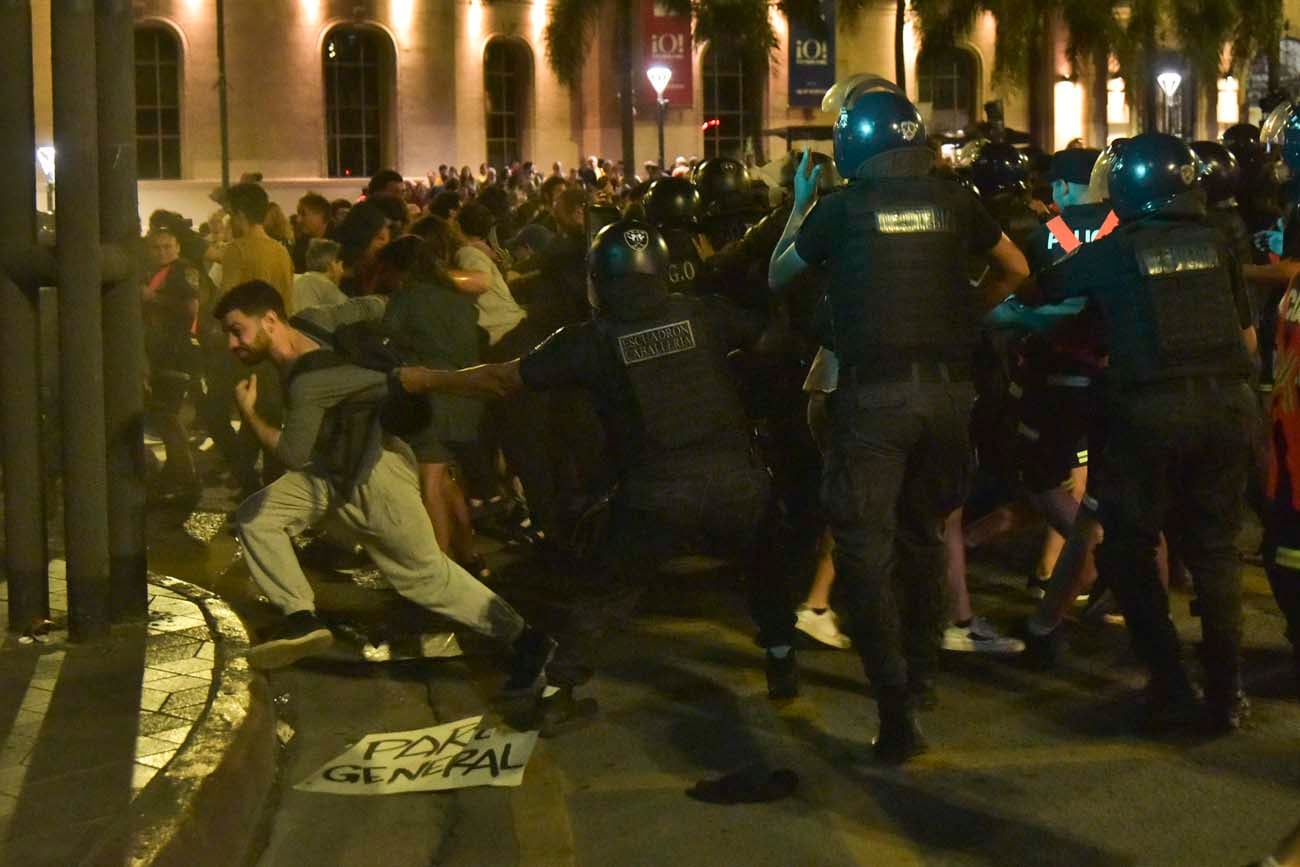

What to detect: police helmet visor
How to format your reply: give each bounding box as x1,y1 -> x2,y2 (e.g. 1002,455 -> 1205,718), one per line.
820,74 -> 905,115
1261,101 -> 1294,149
1088,139 -> 1127,201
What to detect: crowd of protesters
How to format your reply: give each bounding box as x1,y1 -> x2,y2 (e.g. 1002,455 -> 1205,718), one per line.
134,112 -> 1300,785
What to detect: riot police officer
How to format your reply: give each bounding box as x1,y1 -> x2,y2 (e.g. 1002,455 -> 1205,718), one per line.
642,176 -> 705,293
401,220 -> 800,715
1193,141 -> 1255,265
694,157 -> 761,250
968,141 -> 1040,251
1021,133 -> 1259,732
769,78 -> 1029,763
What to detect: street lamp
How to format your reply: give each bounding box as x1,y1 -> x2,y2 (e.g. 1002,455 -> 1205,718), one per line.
1156,71 -> 1183,135
647,65 -> 672,172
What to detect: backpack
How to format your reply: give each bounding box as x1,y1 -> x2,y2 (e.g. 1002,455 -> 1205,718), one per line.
287,316 -> 433,493
290,316 -> 433,435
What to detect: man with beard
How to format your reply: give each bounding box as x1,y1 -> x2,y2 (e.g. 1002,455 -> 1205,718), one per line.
214,279 -> 556,688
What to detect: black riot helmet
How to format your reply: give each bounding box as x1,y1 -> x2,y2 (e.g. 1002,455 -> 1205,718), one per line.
1221,123 -> 1261,159
1108,133 -> 1199,222
1190,140 -> 1241,206
693,158 -> 751,218
642,177 -> 701,229
967,141 -> 1030,198
587,219 -> 671,320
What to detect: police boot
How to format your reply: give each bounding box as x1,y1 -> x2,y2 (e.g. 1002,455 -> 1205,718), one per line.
1200,644 -> 1250,733
1141,666 -> 1203,734
765,647 -> 799,700
871,690 -> 928,765
539,686 -> 599,738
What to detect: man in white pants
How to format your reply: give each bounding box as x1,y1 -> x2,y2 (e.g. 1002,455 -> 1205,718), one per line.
215,280 -> 553,691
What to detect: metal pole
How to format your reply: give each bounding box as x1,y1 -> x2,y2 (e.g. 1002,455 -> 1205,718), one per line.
0,0 -> 51,634
216,0 -> 230,191
53,0 -> 112,642
97,0 -> 147,622
618,0 -> 635,184
657,99 -> 666,172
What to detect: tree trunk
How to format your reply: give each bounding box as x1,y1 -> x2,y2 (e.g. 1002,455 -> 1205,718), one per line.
1139,15 -> 1157,132
1089,44 -> 1109,146
895,0 -> 906,90
619,0 -> 636,174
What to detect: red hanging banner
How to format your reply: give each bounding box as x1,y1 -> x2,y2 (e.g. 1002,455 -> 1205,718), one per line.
640,0 -> 693,109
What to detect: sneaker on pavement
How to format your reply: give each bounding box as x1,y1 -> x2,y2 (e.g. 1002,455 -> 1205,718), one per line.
246,611 -> 334,669
795,606 -> 851,649
1081,589 -> 1125,625
942,616 -> 1025,654
503,626 -> 557,697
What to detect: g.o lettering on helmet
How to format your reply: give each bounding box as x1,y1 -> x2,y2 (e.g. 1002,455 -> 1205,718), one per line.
667,260 -> 696,284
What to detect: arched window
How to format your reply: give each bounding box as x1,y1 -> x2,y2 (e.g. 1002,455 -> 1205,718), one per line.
323,27 -> 394,178
485,40 -> 531,168
135,26 -> 182,180
917,46 -> 978,134
703,45 -> 758,159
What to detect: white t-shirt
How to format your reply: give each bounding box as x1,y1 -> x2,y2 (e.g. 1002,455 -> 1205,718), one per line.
455,245 -> 525,345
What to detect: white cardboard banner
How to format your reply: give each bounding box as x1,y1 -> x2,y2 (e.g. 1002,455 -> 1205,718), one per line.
294,715 -> 538,795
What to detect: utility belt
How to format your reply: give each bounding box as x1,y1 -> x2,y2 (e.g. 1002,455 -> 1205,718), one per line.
841,358 -> 973,387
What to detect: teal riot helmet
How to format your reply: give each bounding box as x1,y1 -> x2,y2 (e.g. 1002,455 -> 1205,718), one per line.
823,75 -> 926,179
1107,133 -> 1199,221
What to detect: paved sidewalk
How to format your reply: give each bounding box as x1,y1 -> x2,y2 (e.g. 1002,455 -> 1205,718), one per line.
0,553 -> 273,866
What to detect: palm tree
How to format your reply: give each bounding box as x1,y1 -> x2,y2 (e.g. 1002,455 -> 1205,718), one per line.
544,0 -> 870,169
910,0 -> 1279,139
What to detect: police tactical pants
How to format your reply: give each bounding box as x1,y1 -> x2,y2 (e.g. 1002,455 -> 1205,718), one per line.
822,380 -> 974,701
546,456 -> 798,688
1095,380 -> 1255,698
236,448 -> 526,643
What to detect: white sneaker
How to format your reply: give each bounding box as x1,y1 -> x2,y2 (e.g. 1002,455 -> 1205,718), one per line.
942,616 -> 1025,654
795,606 -> 852,649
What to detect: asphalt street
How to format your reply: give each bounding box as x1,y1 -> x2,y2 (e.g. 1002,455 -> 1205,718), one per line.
147,489 -> 1300,867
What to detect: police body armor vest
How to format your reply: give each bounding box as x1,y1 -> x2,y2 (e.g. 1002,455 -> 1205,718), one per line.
661,228 -> 704,294
604,295 -> 748,461
850,179 -> 975,361
1124,222 -> 1251,381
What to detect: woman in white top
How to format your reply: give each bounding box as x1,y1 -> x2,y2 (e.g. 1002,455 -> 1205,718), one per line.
453,202 -> 530,352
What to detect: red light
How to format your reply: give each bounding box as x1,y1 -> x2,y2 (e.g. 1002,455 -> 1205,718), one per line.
701,118 -> 721,131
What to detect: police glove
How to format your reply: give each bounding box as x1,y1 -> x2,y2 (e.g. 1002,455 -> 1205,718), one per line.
793,147 -> 823,212
983,295 -> 1086,334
